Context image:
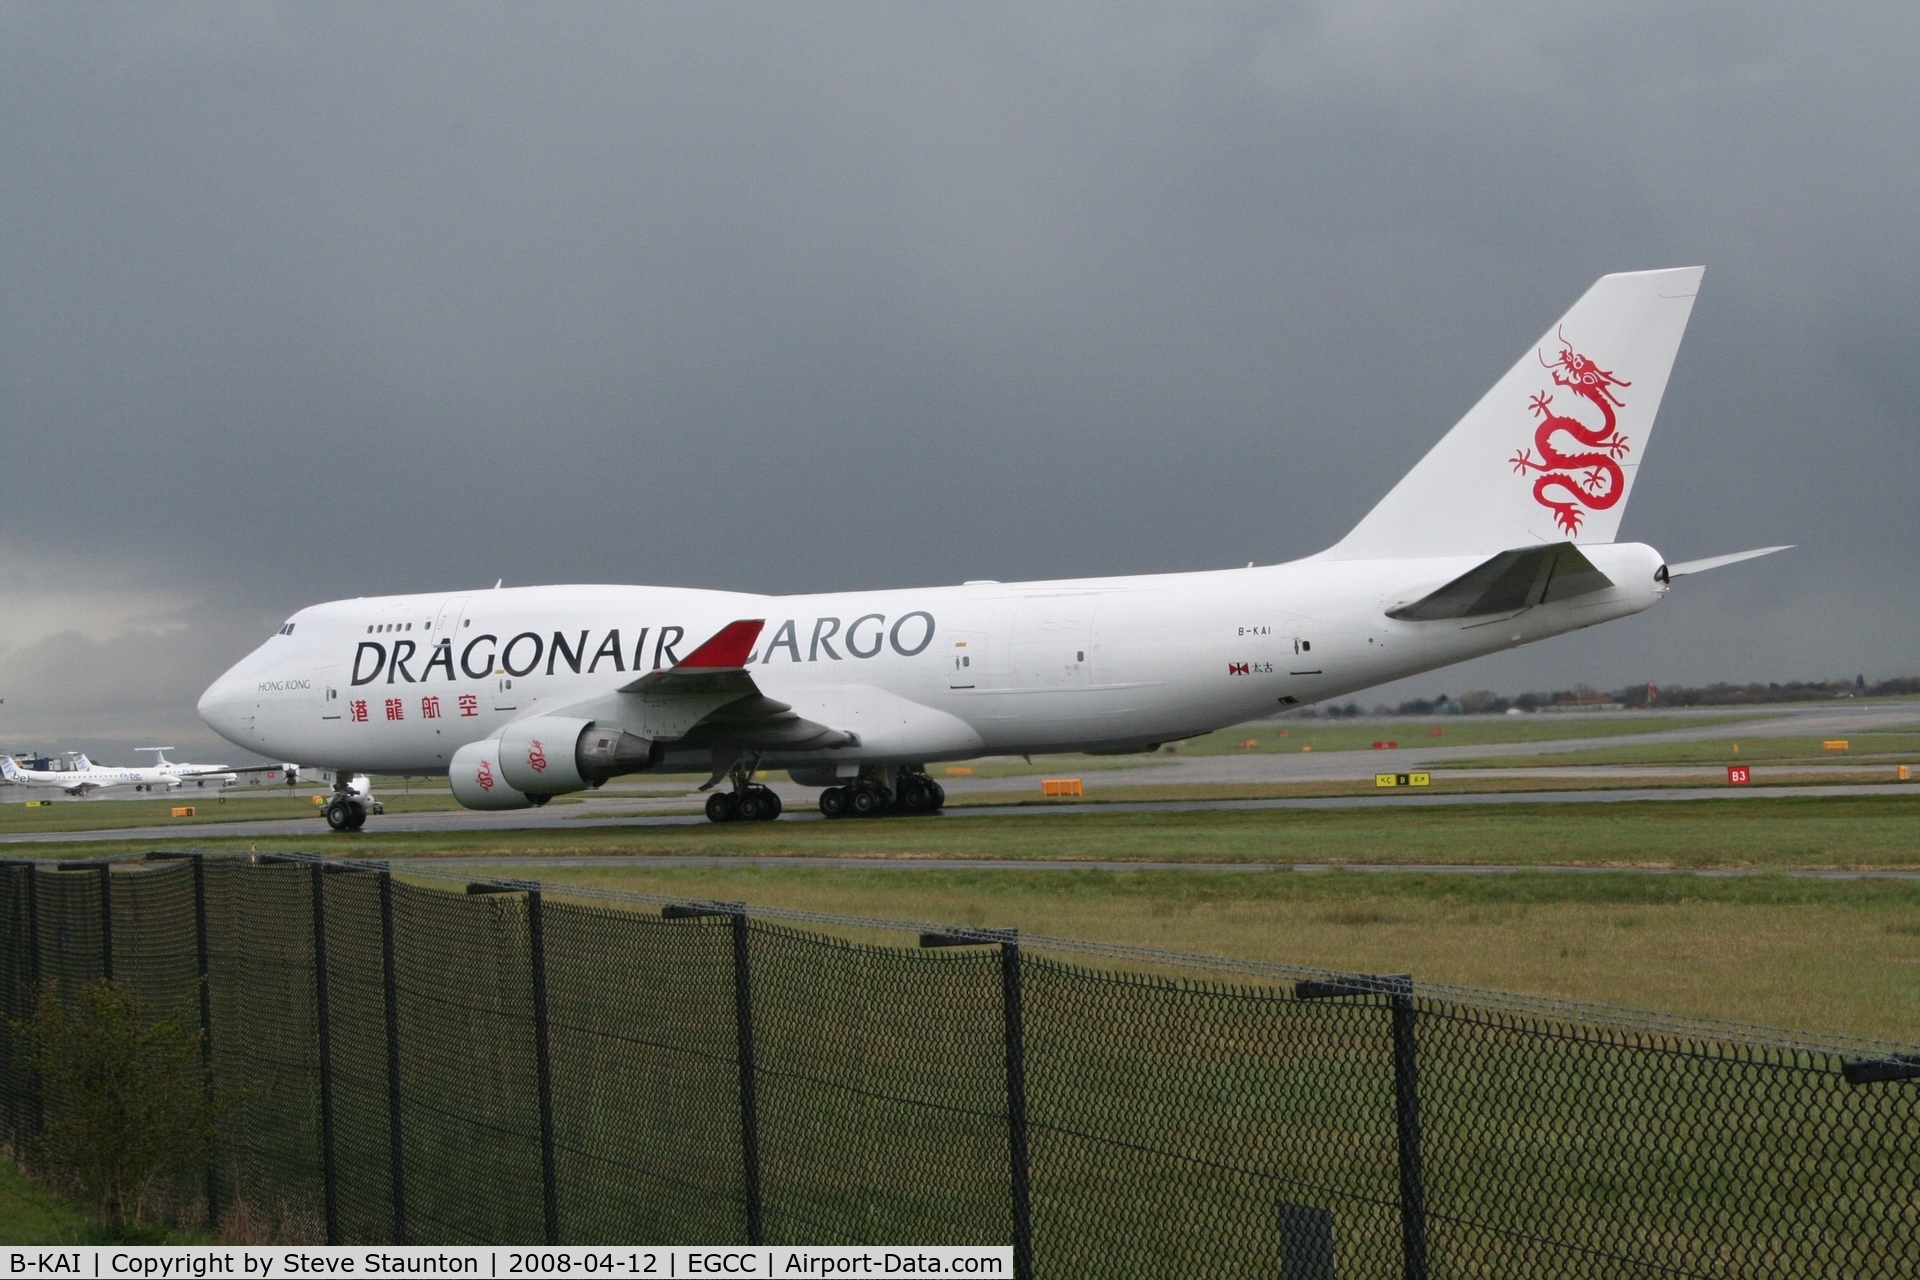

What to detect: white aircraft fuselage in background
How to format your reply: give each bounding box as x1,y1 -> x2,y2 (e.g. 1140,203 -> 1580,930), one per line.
0,752 -> 234,795
197,267 -> 1785,827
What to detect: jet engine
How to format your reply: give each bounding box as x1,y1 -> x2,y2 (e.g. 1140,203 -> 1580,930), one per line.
496,716 -> 664,795
449,739 -> 537,811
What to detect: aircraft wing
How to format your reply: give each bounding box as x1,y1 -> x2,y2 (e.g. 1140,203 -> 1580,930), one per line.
554,619 -> 859,751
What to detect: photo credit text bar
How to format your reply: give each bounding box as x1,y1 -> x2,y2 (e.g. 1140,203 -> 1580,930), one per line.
4,1247 -> 1012,1279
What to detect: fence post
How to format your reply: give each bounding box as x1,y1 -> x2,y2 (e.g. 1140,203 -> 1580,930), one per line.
379,870 -> 407,1244
1000,938 -> 1032,1280
310,864 -> 340,1245
921,927 -> 1031,1278
98,862 -> 112,983
0,865 -> 30,1150
24,864 -> 40,1144
191,855 -> 218,1230
1390,991 -> 1427,1280
730,910 -> 764,1245
663,902 -> 761,1243
471,882 -> 561,1244
527,888 -> 561,1245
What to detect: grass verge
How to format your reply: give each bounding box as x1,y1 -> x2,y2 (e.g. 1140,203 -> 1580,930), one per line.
1452,730 -> 1920,769
502,861 -> 1920,1043
0,1161 -> 205,1244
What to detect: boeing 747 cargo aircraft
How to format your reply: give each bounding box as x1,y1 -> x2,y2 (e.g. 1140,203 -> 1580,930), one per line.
198,268 -> 1784,830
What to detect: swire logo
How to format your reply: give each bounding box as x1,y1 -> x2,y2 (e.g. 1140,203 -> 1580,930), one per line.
1228,663 -> 1250,676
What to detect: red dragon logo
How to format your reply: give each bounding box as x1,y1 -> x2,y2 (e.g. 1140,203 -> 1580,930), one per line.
1509,329 -> 1632,535
527,739 -> 548,773
476,758 -> 495,791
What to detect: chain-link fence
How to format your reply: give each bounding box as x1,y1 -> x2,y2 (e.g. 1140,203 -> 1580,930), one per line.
0,852 -> 1914,1276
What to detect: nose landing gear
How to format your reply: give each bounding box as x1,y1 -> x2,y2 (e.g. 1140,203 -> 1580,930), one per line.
324,795 -> 366,832
322,771 -> 379,831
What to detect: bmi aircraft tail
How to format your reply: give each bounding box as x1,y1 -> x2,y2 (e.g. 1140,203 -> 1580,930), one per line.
1323,266 -> 1704,561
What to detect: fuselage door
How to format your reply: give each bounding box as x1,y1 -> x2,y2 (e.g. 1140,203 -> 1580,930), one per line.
948,632 -> 989,689
319,664 -> 344,721
432,596 -> 471,641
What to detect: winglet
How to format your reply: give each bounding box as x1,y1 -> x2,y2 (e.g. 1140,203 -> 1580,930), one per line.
676,620 -> 765,669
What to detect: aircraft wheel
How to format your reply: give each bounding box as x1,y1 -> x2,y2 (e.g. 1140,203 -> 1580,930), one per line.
706,792 -> 738,823
324,797 -> 356,832
737,790 -> 768,822
819,787 -> 848,818
345,800 -> 367,830
759,789 -> 783,821
849,785 -> 885,817
926,781 -> 946,811
897,782 -> 928,813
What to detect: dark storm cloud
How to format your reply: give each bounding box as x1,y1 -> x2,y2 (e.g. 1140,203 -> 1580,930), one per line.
2,3 -> 1916,752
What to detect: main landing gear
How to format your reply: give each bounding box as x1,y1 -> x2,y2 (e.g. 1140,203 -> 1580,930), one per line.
818,766 -> 945,820
705,759 -> 784,824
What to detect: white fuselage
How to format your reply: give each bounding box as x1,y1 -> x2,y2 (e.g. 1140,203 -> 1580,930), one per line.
197,543 -> 1668,777
2,760 -> 199,795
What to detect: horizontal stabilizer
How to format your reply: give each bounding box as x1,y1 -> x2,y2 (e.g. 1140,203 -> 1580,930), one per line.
1664,546 -> 1792,578
1387,542 -> 1613,621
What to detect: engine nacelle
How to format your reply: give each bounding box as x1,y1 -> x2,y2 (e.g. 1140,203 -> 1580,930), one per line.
449,739 -> 536,811
497,717 -> 663,795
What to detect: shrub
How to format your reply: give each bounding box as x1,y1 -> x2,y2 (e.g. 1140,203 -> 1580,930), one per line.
18,979 -> 218,1230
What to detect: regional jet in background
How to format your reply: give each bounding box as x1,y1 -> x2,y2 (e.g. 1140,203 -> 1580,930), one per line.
1,748 -> 249,796
198,267 -> 1787,831
131,748 -> 243,790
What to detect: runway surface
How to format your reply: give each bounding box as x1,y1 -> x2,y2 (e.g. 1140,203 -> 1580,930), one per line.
0,780 -> 1909,847
2,701 -> 1913,847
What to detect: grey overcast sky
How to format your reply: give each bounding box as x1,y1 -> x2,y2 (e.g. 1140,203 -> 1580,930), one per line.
3,3 -> 1917,757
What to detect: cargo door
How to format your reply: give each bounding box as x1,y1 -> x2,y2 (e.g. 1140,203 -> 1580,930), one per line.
1011,594 -> 1100,689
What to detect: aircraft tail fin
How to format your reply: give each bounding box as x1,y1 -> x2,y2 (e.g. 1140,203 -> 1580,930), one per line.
70,752 -> 93,771
1321,266 -> 1703,561
0,758 -> 20,783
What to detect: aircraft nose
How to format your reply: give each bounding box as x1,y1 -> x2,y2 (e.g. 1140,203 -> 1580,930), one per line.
197,670 -> 245,741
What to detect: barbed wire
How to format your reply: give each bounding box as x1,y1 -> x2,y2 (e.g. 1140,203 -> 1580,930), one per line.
125,848 -> 1920,1064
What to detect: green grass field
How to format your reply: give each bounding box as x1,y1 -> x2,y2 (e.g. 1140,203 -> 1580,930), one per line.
1162,711 -> 1765,754
942,712 -> 1771,776
0,1163 -> 93,1244
1454,729 -> 1920,768
0,1161 -> 207,1244
9,791 -> 1917,1045
499,861 -> 1920,1043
